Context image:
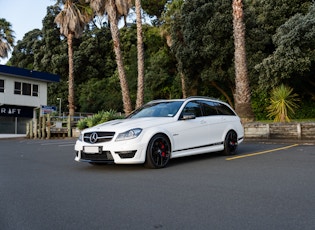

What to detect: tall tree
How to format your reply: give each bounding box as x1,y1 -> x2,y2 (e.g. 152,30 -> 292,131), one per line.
232,0 -> 254,121
54,0 -> 93,116
0,18 -> 15,59
9,29 -> 43,69
161,0 -> 187,98
135,0 -> 145,108
89,0 -> 133,114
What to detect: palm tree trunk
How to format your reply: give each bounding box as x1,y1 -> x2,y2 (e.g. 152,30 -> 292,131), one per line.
180,72 -> 187,98
68,32 -> 75,116
232,0 -> 254,121
135,0 -> 145,109
107,0 -> 132,114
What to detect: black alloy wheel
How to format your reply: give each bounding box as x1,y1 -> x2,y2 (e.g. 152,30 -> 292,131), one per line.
222,130 -> 238,156
145,134 -> 171,169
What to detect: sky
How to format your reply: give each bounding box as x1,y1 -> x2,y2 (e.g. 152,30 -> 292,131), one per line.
0,0 -> 55,64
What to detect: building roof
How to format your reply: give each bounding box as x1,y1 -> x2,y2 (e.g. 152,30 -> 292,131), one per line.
0,65 -> 60,83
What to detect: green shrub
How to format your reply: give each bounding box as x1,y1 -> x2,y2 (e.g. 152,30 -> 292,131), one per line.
293,101 -> 315,120
77,110 -> 124,130
251,91 -> 269,120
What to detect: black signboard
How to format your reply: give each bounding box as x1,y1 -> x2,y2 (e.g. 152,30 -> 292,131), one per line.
0,104 -> 34,118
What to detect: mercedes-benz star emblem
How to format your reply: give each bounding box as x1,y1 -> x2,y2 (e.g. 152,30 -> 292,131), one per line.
89,132 -> 98,144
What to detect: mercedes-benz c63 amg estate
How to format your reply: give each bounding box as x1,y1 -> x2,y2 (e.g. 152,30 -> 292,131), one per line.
75,97 -> 244,168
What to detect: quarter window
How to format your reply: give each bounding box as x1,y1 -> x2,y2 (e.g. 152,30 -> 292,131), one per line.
215,103 -> 235,116
0,79 -> 4,93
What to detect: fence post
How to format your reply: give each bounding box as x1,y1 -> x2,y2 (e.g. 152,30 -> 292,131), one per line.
26,122 -> 30,138
38,117 -> 42,139
46,114 -> 51,139
42,115 -> 46,139
29,120 -> 33,139
68,115 -> 71,137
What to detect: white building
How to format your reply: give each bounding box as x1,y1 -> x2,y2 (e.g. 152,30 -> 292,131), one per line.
0,65 -> 60,134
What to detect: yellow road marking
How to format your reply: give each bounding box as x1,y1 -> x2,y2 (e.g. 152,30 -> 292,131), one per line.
226,144 -> 299,161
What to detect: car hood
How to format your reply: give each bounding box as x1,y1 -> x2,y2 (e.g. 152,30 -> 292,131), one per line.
82,117 -> 175,133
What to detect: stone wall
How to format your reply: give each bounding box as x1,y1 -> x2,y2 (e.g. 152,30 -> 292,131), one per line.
244,122 -> 315,140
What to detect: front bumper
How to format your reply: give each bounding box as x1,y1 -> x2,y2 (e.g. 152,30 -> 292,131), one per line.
74,139 -> 147,164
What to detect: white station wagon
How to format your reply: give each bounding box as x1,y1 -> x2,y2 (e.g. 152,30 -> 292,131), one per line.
75,97 -> 244,168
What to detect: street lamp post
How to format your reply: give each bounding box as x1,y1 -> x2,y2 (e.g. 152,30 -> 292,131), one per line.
57,98 -> 61,117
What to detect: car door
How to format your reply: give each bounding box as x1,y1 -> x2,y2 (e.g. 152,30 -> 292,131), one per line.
201,100 -> 227,144
169,101 -> 210,156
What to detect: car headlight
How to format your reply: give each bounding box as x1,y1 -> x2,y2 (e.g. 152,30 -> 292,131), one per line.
78,133 -> 83,141
116,128 -> 142,141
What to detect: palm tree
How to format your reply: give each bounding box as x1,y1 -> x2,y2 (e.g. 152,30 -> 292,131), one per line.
115,0 -> 132,26
232,0 -> 254,121
0,18 -> 15,59
88,0 -> 133,115
54,0 -> 93,116
135,0 -> 145,108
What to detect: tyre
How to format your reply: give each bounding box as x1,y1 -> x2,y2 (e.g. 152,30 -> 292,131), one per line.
222,130 -> 238,156
145,134 -> 171,169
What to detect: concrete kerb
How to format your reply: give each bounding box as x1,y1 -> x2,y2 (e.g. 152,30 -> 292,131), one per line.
0,134 -> 27,139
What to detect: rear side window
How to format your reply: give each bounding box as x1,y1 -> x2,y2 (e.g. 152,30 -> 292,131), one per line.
182,101 -> 202,117
202,101 -> 218,116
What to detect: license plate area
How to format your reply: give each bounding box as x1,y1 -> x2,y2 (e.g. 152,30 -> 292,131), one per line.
83,146 -> 102,154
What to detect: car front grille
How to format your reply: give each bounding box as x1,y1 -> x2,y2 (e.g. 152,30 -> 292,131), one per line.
83,132 -> 115,144
81,150 -> 114,161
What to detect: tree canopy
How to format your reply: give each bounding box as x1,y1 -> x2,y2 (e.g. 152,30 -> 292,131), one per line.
5,0 -> 315,119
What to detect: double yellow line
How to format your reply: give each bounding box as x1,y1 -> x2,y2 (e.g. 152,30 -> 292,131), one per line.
226,144 -> 299,161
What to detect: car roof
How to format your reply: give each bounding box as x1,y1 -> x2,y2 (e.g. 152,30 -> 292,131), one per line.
147,96 -> 225,105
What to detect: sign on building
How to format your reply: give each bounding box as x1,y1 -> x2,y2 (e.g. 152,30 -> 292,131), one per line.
41,105 -> 57,115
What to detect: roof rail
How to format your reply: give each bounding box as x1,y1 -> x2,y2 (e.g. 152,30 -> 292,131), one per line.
186,96 -> 222,101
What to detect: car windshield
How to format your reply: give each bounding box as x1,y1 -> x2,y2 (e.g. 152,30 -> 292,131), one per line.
128,101 -> 184,118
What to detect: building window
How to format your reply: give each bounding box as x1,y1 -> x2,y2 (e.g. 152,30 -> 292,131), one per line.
0,79 -> 4,93
14,81 -> 39,97
14,82 -> 22,94
32,84 -> 39,96
22,83 -> 32,96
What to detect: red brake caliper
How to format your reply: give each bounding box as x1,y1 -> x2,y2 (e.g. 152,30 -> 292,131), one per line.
160,142 -> 166,157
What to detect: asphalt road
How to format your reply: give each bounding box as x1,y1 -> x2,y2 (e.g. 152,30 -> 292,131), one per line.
1,138 -> 315,230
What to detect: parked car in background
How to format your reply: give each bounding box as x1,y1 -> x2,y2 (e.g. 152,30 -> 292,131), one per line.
75,97 -> 244,168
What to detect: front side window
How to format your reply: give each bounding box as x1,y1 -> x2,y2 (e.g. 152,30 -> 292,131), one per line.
0,79 -> 4,93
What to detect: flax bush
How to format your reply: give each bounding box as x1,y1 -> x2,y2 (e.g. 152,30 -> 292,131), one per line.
267,84 -> 300,122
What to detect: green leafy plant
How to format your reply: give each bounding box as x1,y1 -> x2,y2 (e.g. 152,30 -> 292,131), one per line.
267,84 -> 300,122
77,110 -> 124,130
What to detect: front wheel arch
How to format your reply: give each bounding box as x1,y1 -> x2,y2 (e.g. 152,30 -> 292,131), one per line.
144,133 -> 172,169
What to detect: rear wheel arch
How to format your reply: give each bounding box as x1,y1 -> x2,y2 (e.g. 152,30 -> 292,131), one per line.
222,129 -> 238,156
